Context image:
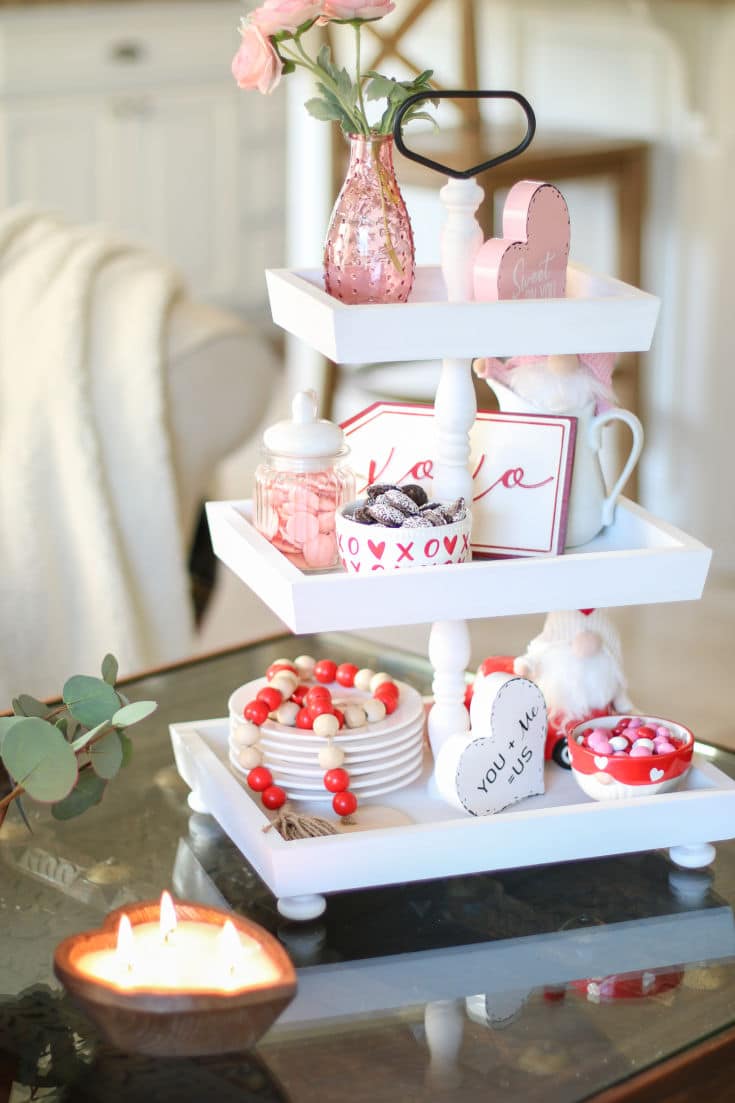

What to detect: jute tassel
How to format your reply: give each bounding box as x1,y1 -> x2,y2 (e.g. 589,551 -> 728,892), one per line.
263,803 -> 339,840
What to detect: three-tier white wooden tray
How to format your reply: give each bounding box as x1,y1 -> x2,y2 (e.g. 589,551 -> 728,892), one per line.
172,175 -> 726,921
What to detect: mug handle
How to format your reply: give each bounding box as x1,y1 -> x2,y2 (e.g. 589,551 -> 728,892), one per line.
588,408 -> 644,527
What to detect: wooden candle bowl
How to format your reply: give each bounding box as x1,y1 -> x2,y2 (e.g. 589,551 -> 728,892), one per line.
53,900 -> 297,1058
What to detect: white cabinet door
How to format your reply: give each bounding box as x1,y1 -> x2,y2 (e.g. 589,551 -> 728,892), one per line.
99,84 -> 242,302
0,97 -> 105,223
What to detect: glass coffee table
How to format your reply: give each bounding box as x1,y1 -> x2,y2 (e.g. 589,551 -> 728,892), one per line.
1,633 -> 734,1102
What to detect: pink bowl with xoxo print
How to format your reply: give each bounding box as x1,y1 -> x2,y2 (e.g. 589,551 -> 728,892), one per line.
335,503 -> 472,573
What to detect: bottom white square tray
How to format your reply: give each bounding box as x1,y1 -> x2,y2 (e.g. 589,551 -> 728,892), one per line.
170,719 -> 735,913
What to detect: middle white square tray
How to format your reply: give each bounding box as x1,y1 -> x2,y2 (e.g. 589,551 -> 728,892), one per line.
206,498 -> 711,634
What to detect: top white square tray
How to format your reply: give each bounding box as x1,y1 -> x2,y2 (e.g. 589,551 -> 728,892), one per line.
265,263 -> 660,364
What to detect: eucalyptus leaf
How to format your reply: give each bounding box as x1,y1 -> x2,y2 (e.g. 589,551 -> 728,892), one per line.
1,719 -> 78,803
52,771 -> 107,821
63,675 -> 120,728
15,694 -> 50,718
11,698 -> 25,717
0,716 -> 22,749
101,653 -> 119,686
112,700 -> 157,727
55,717 -> 68,737
90,730 -> 123,780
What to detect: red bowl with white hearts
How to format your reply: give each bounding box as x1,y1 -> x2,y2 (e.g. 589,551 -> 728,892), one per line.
568,715 -> 694,801
335,502 -> 472,573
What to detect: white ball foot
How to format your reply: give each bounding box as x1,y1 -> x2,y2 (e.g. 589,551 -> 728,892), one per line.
669,843 -> 716,870
277,894 -> 327,922
187,789 -> 208,814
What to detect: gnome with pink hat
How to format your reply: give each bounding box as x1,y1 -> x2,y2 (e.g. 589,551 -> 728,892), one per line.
473,609 -> 633,767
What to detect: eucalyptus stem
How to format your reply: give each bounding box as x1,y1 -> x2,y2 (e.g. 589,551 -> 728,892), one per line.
0,783 -> 23,813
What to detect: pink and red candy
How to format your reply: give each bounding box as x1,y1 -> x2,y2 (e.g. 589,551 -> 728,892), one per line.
581,717 -> 681,758
262,472 -> 340,569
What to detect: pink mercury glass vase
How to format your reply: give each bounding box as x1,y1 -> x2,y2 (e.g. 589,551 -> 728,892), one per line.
324,133 -> 415,305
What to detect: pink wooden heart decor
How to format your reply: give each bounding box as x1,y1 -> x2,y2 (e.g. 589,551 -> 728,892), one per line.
473,180 -> 570,302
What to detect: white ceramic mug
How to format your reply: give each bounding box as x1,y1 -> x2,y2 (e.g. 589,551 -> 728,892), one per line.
488,379 -> 643,549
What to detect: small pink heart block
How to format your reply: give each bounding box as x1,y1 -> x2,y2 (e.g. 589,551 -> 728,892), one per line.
473,180 -> 571,302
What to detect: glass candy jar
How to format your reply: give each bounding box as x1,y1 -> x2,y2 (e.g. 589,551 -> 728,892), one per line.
255,391 -> 355,571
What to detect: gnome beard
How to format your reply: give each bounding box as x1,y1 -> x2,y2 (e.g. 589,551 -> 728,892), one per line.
514,610 -> 633,728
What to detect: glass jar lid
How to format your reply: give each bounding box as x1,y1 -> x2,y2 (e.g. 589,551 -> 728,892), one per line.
263,390 -> 345,459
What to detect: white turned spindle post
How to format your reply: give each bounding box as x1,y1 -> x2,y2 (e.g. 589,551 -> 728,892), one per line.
428,619 -> 471,758
429,178 -> 484,757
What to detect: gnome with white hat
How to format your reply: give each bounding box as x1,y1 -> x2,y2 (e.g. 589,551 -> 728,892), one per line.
513,609 -> 633,751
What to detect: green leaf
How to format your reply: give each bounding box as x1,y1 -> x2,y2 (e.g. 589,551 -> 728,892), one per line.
282,60 -> 296,75
337,66 -> 353,102
403,109 -> 439,129
1,718 -> 78,803
63,675 -> 120,728
52,771 -> 107,821
15,694 -> 49,718
101,653 -> 119,686
90,730 -> 123,780
305,96 -> 349,125
71,720 -> 109,753
112,700 -> 157,727
366,73 -> 397,101
317,44 -> 338,81
0,716 -> 22,749
119,731 -> 133,768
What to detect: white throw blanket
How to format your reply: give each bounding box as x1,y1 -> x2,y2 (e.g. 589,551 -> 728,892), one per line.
0,208 -> 194,703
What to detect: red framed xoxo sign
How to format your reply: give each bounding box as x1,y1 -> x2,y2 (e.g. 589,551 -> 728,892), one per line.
341,402 -> 577,557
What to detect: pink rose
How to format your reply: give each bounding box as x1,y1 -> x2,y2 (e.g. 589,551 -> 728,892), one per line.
320,1 -> 395,20
231,23 -> 283,94
252,0 -> 323,37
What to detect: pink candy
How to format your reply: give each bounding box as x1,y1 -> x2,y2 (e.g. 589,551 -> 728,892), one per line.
582,717 -> 682,759
256,469 -> 346,571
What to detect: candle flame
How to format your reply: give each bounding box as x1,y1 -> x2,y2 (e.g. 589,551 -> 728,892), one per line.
218,919 -> 246,987
159,890 -> 177,943
116,914 -> 135,976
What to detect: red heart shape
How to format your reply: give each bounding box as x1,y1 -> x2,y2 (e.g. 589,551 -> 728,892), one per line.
367,540 -> 386,560
443,535 -> 458,555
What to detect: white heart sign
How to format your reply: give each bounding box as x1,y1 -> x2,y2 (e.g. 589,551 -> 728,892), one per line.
650,767 -> 665,782
434,672 -> 547,816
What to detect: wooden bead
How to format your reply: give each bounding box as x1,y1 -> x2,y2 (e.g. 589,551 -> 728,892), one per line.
354,668 -> 375,691
313,713 -> 340,738
369,672 -> 392,693
344,705 -> 367,729
294,654 -> 316,677
363,698 -> 386,723
318,743 -> 345,769
231,720 -> 261,749
276,701 -> 300,726
269,672 -> 299,697
237,746 -> 262,770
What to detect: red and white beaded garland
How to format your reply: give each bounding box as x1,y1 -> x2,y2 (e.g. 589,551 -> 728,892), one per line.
237,655 -> 401,818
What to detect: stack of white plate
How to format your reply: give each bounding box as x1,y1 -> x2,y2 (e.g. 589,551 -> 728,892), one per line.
228,678 -> 425,802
